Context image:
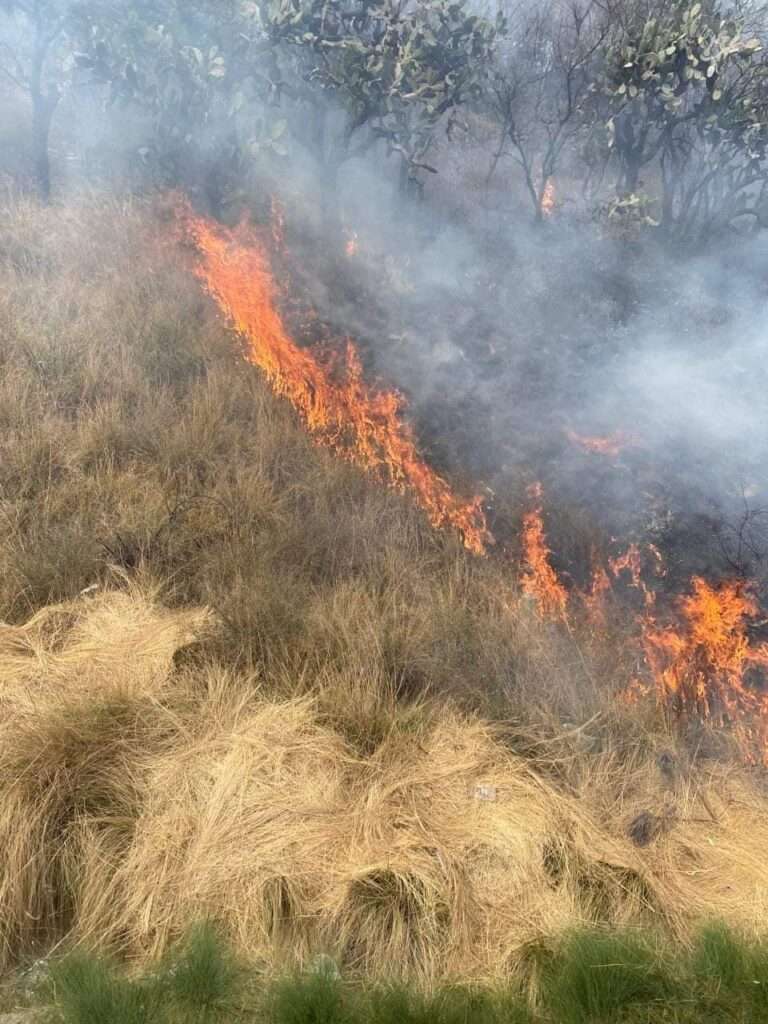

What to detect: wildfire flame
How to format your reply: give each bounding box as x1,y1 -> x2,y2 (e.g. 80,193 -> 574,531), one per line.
345,231 -> 359,258
541,179 -> 556,218
170,194 -> 768,765
582,562 -> 612,629
609,543 -> 658,608
565,429 -> 633,458
521,482 -> 569,620
172,198 -> 491,555
642,578 -> 768,764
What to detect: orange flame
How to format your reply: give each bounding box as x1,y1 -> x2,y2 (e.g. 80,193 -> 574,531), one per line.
521,482 -> 568,620
609,543 -> 657,608
620,677 -> 653,706
582,562 -> 612,629
345,231 -> 359,258
173,198 -> 491,555
541,179 -> 556,218
642,578 -> 768,764
565,429 -> 633,458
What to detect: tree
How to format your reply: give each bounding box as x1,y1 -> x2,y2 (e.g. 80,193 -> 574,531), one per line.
0,1 -> 282,206
485,0 -> 610,221
598,0 -> 768,241
0,0 -> 83,198
256,0 -> 499,197
73,0 -> 274,211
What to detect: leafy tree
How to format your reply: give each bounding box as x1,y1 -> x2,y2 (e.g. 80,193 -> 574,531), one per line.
598,0 -> 768,241
74,1 -> 277,210
0,1 -> 283,206
256,0 -> 500,197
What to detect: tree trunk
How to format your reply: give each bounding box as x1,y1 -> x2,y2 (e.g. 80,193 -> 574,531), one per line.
32,95 -> 55,202
621,154 -> 641,195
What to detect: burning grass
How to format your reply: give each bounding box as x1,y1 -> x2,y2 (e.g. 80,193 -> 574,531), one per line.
172,197 -> 491,556
1,195 -> 768,998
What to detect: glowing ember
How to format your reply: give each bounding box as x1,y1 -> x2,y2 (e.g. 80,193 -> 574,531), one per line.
619,678 -> 653,706
345,231 -> 359,257
565,429 -> 632,457
173,198 -> 491,556
541,178 -> 556,218
520,482 -> 568,620
642,577 -> 768,764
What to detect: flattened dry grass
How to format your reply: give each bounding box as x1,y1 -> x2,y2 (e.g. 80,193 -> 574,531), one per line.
0,583 -> 767,988
1,195 -> 768,993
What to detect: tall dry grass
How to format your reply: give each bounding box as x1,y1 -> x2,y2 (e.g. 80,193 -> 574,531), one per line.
0,194 -> 767,988
0,190 -> 627,727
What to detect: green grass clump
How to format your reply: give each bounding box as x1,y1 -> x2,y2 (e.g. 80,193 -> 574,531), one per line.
541,929 -> 675,1024
266,974 -> 532,1024
162,921 -> 244,1021
268,968 -> 349,1024
51,951 -> 164,1024
364,984 -> 532,1024
691,922 -> 768,1019
28,922 -> 768,1023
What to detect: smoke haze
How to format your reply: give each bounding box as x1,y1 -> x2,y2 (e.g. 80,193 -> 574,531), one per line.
2,0 -> 768,592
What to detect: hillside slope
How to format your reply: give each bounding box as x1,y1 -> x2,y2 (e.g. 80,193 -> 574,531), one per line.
1,196 -> 767,987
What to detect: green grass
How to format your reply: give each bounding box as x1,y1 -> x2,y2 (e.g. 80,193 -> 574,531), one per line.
161,922 -> 245,1021
542,929 -> 675,1024
15,922 -> 768,1023
690,922 -> 768,1020
50,951 -> 165,1024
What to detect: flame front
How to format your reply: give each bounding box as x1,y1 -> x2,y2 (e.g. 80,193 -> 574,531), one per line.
171,196 -> 768,765
566,429 -> 633,458
521,482 -> 568,620
642,578 -> 768,763
173,199 -> 491,555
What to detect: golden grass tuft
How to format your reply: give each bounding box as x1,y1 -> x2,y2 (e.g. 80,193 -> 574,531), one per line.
0,579 -> 214,971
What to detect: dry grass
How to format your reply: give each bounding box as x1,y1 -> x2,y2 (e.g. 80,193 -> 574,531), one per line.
1,582 -> 767,990
0,191 -> 620,726
0,194 -> 767,990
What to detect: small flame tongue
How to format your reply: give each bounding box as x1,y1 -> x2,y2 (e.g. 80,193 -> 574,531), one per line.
521,482 -> 569,620
173,198 -> 491,556
566,429 -> 633,458
541,179 -> 556,218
